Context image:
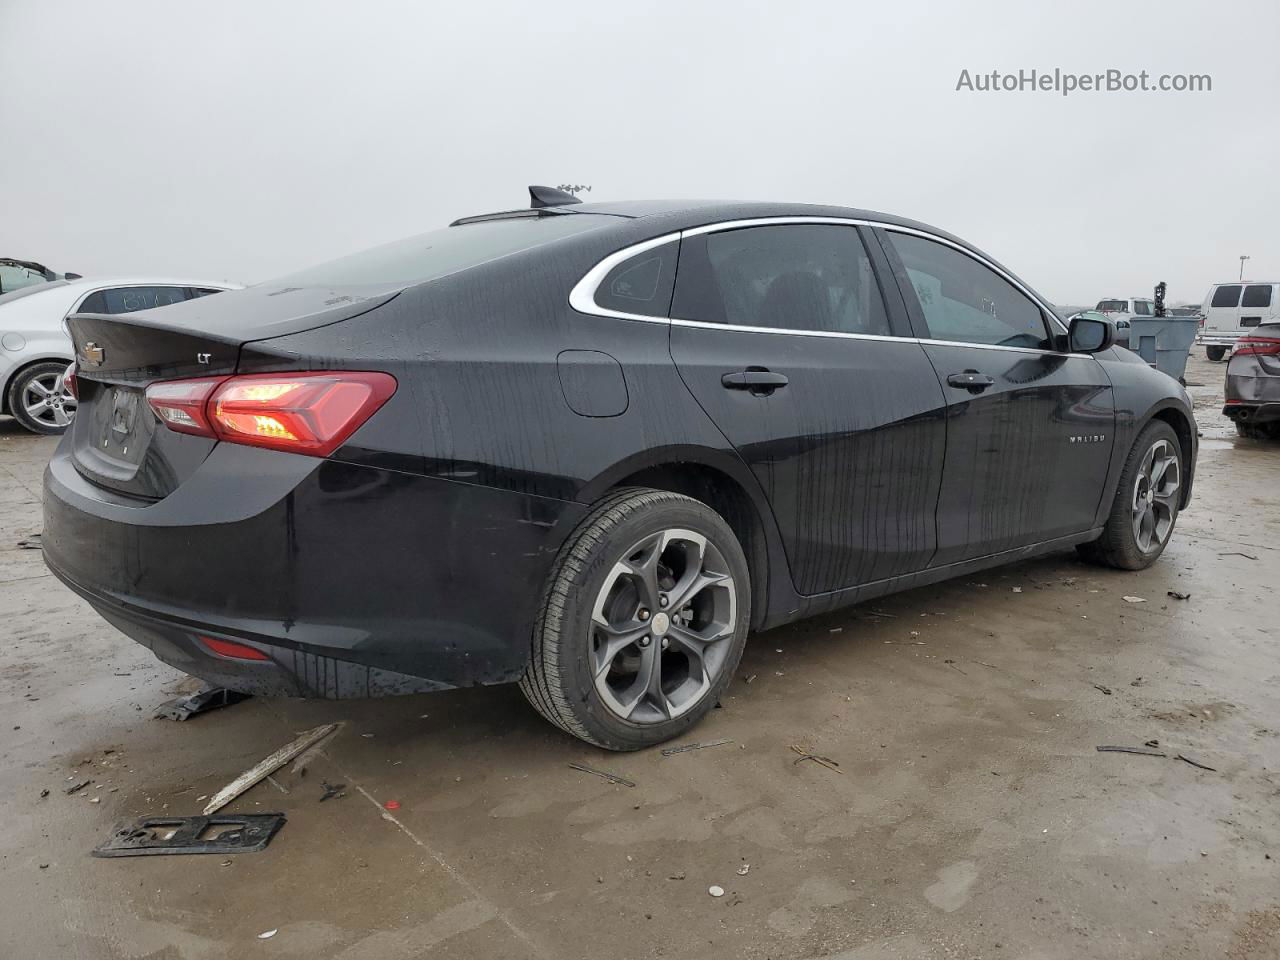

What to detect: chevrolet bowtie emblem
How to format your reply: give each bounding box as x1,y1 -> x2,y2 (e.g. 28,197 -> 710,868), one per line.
82,342 -> 105,366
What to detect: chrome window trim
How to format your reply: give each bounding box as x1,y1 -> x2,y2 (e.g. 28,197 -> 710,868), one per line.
569,215 -> 1076,352
567,232 -> 681,323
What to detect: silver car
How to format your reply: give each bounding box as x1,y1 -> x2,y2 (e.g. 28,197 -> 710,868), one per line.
1,277 -> 238,434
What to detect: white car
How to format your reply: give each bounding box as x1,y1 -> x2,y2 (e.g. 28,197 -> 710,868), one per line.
1197,281 -> 1280,361
1,277 -> 239,434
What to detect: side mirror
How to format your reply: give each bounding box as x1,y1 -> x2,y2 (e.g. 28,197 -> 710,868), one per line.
1069,315 -> 1116,353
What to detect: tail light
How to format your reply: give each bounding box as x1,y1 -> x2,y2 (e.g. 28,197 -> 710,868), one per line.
61,363 -> 78,400
1233,336 -> 1280,357
200,636 -> 270,661
145,371 -> 397,456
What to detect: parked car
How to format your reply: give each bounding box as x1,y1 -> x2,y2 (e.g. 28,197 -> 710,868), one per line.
1,277 -> 237,434
1198,281 -> 1280,361
1072,309 -> 1130,348
42,189 -> 1198,750
0,257 -> 80,294
1223,322 -> 1280,439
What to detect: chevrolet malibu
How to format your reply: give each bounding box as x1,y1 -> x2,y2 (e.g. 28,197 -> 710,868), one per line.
43,188 -> 1197,750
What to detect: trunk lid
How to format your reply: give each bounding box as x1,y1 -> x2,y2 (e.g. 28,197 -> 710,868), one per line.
65,283 -> 400,499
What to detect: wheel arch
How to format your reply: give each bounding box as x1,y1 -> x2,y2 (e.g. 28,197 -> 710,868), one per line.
2,354 -> 74,415
578,446 -> 789,630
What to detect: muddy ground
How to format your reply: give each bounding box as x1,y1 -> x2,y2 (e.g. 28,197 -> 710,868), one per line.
1,352 -> 1277,959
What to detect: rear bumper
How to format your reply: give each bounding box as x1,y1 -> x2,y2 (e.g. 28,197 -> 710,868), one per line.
1223,402 -> 1280,424
42,441 -> 585,698
1196,333 -> 1240,347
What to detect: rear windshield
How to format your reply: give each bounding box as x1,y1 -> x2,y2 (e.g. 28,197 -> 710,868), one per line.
270,214 -> 610,288
1096,299 -> 1127,312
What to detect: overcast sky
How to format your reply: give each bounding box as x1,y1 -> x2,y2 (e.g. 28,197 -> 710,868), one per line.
2,0 -> 1276,305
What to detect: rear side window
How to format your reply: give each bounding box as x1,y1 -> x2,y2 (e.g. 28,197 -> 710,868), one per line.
886,232 -> 1051,349
272,214 -> 609,288
0,263 -> 48,294
1211,285 -> 1242,308
592,241 -> 677,317
1133,301 -> 1153,316
1242,284 -> 1273,308
190,287 -> 225,299
672,224 -> 890,336
1096,299 -> 1127,312
79,286 -> 188,314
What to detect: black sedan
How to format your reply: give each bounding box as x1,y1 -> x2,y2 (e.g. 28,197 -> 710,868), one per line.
1223,322 -> 1280,439
43,188 -> 1197,750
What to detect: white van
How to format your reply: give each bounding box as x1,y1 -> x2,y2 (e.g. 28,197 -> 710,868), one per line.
1198,282 -> 1280,360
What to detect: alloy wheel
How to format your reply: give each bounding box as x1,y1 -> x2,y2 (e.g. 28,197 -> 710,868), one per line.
1131,438 -> 1179,553
22,366 -> 78,428
590,528 -> 737,724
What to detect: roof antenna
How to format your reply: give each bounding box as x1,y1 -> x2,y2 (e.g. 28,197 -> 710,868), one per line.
528,185 -> 583,209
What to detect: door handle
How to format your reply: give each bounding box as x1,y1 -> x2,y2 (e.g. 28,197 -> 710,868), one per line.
946,371 -> 995,393
721,369 -> 789,395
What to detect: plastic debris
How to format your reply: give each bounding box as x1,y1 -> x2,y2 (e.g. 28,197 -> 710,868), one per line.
737,864 -> 750,876
1122,596 -> 1147,603
708,885 -> 725,897
257,929 -> 277,940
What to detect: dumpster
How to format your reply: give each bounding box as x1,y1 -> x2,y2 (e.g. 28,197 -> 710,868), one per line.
1129,315 -> 1200,383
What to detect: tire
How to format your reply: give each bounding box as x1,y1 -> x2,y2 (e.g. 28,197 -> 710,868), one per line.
1206,346 -> 1227,362
1236,419 -> 1280,440
6,361 -> 77,435
519,487 -> 751,751
1077,420 -> 1183,570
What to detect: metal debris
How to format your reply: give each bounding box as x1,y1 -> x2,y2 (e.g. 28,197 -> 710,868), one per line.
319,781 -> 346,802
567,761 -> 635,787
661,738 -> 734,757
1096,745 -> 1166,757
65,779 -> 91,795
790,744 -> 842,774
1093,684 -> 1113,696
204,724 -> 338,815
1167,591 -> 1191,600
1176,753 -> 1217,772
16,534 -> 41,550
